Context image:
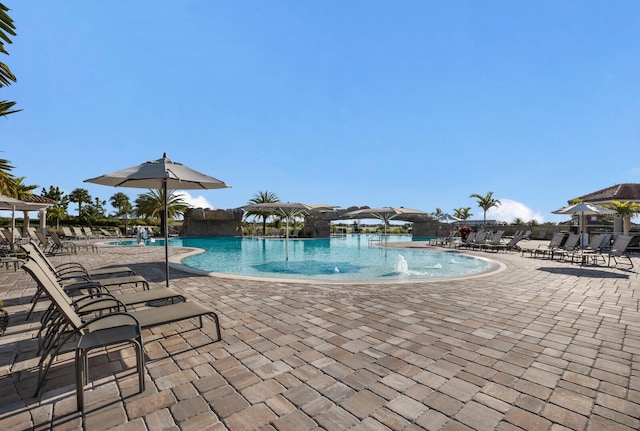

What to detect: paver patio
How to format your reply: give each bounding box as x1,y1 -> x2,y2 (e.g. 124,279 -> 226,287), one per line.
0,240 -> 638,430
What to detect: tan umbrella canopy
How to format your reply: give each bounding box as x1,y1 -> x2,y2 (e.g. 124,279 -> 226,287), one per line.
240,202 -> 337,260
552,202 -> 615,249
85,153 -> 231,287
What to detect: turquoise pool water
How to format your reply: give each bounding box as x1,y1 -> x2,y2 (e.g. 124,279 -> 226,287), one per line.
107,235 -> 491,281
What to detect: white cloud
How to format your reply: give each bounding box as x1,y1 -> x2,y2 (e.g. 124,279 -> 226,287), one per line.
486,198 -> 544,224
175,191 -> 215,209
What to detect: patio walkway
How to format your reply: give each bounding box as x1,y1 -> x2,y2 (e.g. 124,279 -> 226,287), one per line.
0,240 -> 638,431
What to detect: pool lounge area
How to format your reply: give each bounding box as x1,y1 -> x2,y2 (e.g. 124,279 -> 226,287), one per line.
1,240 -> 639,430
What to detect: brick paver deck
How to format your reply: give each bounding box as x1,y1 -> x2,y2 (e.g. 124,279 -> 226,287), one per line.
0,240 -> 638,430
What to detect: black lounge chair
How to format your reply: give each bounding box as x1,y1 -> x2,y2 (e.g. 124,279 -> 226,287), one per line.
22,259 -> 221,410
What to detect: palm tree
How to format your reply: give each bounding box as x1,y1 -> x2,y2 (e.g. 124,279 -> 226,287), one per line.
135,189 -> 190,235
245,190 -> 280,235
605,201 -> 640,235
69,188 -> 92,217
0,157 -> 15,195
432,208 -> 444,218
453,207 -> 472,221
0,3 -> 20,118
110,192 -> 133,215
470,191 -> 501,227
47,206 -> 66,230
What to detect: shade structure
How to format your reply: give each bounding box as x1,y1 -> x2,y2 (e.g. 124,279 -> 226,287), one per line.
240,203 -> 337,260
436,213 -> 461,223
341,207 -> 429,254
552,202 -> 615,249
0,195 -> 52,249
85,153 -> 231,287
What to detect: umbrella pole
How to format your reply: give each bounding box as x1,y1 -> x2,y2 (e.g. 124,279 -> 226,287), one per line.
164,180 -> 170,287
285,217 -> 289,261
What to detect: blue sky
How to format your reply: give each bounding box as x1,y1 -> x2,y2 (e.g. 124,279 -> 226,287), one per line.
3,1 -> 640,223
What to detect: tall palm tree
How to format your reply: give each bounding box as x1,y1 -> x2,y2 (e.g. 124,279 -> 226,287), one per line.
605,201 -> 640,235
69,188 -> 92,217
245,190 -> 280,235
470,191 -> 501,227
135,189 -> 190,235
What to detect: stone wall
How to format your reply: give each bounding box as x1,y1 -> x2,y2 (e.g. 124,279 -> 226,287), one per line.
181,208 -> 243,237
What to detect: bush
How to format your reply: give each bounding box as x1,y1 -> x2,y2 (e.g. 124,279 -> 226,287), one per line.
457,225 -> 473,241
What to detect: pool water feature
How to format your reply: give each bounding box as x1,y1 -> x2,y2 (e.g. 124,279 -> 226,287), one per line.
108,235 -> 492,282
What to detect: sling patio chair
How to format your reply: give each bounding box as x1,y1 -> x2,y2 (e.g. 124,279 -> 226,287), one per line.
520,232 -> 567,258
485,232 -> 524,253
22,259 -> 221,410
429,231 -> 456,247
21,241 -> 152,319
22,259 -> 144,411
23,253 -> 185,346
21,241 -> 135,280
34,229 -> 55,254
72,226 -> 87,240
47,231 -> 78,254
464,229 -> 486,250
476,230 -> 504,251
455,231 -> 476,249
549,233 -> 581,261
601,235 -> 634,268
568,233 -> 612,265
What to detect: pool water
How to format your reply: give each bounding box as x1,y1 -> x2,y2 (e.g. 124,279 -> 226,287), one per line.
108,235 -> 490,281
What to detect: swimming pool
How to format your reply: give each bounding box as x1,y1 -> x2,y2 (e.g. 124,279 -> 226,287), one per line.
107,235 -> 493,282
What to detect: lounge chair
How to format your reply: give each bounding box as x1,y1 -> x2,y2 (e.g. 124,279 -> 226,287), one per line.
602,235 -> 634,268
477,230 -> 504,251
465,229 -> 486,250
22,241 -> 135,280
100,228 -> 113,238
486,232 -> 523,253
568,233 -> 612,265
61,226 -> 77,239
22,244 -> 186,315
72,226 -> 87,240
22,259 -> 221,410
521,232 -> 566,258
48,231 -> 78,254
22,241 -> 155,319
429,231 -> 455,247
549,233 -> 581,260
2,227 -> 28,246
455,231 -> 476,249
83,227 -> 100,239
34,229 -> 55,254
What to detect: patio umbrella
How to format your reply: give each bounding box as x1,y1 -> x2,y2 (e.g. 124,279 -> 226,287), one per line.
85,153 -> 231,287
552,202 -> 615,249
341,207 -> 429,254
116,213 -> 134,235
240,202 -> 337,260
